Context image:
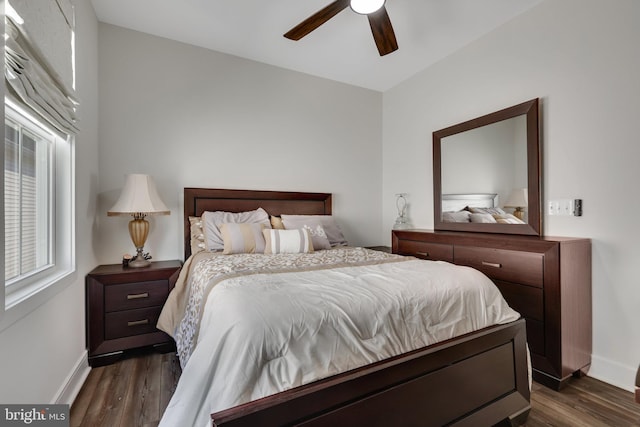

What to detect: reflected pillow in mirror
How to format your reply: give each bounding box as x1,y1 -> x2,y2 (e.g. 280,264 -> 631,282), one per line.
468,206 -> 506,215
469,213 -> 497,223
442,211 -> 471,223
493,213 -> 525,224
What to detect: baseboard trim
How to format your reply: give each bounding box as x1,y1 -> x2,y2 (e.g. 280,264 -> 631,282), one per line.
54,350 -> 91,405
589,354 -> 636,393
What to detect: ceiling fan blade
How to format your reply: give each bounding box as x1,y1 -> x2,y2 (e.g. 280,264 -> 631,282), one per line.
367,6 -> 398,56
284,0 -> 350,40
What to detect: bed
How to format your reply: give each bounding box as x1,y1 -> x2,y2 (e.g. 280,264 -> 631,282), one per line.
158,188 -> 530,427
441,193 -> 525,225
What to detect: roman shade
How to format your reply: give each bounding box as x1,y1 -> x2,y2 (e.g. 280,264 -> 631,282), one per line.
4,0 -> 79,135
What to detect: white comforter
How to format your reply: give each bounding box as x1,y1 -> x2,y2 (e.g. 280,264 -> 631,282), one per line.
158,248 -> 520,427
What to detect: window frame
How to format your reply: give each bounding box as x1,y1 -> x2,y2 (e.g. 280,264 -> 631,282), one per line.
3,99 -> 75,311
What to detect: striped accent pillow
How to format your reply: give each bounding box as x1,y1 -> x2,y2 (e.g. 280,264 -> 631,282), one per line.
262,229 -> 314,254
219,223 -> 266,254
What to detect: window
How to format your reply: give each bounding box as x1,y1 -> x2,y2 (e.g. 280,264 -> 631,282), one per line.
4,100 -> 74,308
5,107 -> 53,283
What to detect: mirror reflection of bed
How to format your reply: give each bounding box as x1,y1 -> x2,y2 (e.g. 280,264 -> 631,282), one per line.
441,193 -> 527,225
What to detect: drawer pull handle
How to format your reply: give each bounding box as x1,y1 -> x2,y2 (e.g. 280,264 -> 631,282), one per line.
127,292 -> 149,300
416,251 -> 430,257
127,319 -> 150,327
482,261 -> 502,268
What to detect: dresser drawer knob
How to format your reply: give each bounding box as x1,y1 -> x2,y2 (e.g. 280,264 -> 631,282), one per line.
416,251 -> 430,257
482,261 -> 502,268
127,319 -> 150,327
127,292 -> 149,300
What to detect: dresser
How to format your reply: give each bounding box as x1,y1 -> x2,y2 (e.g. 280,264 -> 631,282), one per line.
392,229 -> 591,390
85,260 -> 181,367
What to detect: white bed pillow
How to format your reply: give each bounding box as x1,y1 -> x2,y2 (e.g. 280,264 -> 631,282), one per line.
203,208 -> 271,251
262,229 -> 314,254
280,215 -> 348,247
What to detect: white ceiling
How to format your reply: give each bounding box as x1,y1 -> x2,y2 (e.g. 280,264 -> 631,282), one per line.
90,0 -> 542,92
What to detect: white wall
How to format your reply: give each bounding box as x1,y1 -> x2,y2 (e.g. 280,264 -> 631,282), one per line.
383,0 -> 640,391
0,0 -> 99,404
96,24 -> 384,265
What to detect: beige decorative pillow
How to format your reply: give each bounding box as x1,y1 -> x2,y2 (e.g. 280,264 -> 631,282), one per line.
189,216 -> 206,255
263,228 -> 314,254
220,223 -> 266,254
270,216 -> 285,229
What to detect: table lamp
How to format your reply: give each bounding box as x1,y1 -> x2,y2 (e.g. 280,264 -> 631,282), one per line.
107,174 -> 170,267
504,188 -> 528,221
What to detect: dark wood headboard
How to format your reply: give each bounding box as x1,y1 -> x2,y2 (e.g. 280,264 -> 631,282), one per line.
184,188 -> 332,260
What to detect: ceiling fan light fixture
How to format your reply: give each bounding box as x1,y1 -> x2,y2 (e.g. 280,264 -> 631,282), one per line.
350,0 -> 385,15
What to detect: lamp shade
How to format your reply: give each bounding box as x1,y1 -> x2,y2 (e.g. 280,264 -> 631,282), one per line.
107,174 -> 170,216
504,188 -> 528,208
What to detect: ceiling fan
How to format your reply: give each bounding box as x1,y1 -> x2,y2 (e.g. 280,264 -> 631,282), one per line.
284,0 -> 398,56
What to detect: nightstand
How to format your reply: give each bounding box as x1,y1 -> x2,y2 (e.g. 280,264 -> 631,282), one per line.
85,260 -> 181,367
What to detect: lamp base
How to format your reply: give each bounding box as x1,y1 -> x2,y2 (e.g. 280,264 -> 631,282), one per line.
128,257 -> 151,268
513,207 -> 525,220
393,215 -> 412,230
128,216 -> 151,268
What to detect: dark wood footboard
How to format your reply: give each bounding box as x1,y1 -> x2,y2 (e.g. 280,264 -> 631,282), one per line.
211,319 -> 530,427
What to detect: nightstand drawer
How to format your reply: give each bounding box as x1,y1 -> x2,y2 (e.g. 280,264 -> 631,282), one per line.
395,240 -> 453,262
104,306 -> 163,340
454,246 -> 543,288
104,280 -> 169,312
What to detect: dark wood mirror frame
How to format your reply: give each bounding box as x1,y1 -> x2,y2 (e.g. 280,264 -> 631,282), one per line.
433,98 -> 541,236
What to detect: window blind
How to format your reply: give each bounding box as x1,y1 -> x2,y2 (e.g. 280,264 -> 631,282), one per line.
4,4 -> 79,136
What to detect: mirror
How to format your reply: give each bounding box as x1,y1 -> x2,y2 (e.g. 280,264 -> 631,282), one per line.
433,98 -> 540,236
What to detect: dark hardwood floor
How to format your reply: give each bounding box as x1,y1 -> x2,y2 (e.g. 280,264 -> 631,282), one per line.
70,349 -> 180,427
70,350 -> 640,427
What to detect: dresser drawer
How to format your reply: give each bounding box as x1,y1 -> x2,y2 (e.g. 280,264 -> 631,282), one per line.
104,280 -> 169,312
454,246 -> 543,288
493,280 -> 543,322
395,240 -> 453,262
104,306 -> 163,340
